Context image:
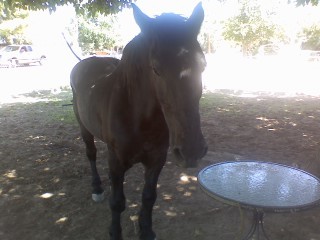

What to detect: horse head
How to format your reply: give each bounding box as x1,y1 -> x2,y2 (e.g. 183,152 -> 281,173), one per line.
133,3 -> 208,168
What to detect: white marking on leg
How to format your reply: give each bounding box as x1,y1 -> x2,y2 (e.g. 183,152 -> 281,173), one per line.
91,84 -> 95,89
92,192 -> 105,202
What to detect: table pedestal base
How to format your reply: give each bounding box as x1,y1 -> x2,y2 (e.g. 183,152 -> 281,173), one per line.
242,210 -> 271,240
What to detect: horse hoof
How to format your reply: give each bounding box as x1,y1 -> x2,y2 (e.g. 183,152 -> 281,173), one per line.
92,191 -> 105,202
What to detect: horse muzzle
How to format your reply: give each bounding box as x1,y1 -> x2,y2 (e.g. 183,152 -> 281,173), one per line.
173,143 -> 207,168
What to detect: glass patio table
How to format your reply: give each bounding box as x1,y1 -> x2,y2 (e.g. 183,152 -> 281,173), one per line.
198,161 -> 320,240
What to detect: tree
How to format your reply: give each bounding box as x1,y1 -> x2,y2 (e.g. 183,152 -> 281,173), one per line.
4,0 -> 133,16
198,1 -> 224,54
222,0 -> 284,56
0,2 -> 30,44
4,0 -> 319,16
299,24 -> 320,50
77,12 -> 121,54
295,0 -> 319,6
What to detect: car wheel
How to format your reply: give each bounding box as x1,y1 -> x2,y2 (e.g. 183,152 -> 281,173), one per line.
9,59 -> 18,68
39,56 -> 46,66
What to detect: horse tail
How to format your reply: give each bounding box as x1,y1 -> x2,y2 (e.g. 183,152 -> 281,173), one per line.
62,32 -> 82,61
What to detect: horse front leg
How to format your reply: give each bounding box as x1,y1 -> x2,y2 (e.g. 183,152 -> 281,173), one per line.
108,150 -> 126,240
139,152 -> 167,240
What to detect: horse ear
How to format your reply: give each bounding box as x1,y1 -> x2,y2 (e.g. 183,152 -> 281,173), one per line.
188,2 -> 204,36
132,4 -> 152,33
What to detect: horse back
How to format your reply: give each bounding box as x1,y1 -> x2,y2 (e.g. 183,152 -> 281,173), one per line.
70,57 -> 119,91
71,57 -> 120,140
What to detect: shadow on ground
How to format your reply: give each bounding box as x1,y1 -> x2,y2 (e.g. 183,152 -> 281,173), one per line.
0,89 -> 319,240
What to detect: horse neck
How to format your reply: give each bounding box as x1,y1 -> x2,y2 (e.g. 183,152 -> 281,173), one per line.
129,70 -> 159,122
118,37 -> 159,121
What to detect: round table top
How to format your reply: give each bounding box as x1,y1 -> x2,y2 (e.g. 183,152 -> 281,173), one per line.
198,161 -> 320,212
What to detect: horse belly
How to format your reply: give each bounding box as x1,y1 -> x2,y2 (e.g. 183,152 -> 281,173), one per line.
77,95 -> 106,140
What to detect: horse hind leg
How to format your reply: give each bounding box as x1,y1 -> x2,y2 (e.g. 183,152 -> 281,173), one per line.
80,125 -> 104,202
71,90 -> 104,201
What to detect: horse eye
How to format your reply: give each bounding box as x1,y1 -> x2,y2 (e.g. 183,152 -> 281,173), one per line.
200,61 -> 207,72
196,52 -> 207,72
151,58 -> 161,76
177,48 -> 189,57
153,67 -> 160,76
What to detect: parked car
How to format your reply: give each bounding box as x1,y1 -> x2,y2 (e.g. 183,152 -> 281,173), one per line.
258,44 -> 281,56
0,45 -> 47,67
300,50 -> 320,62
89,49 -> 122,59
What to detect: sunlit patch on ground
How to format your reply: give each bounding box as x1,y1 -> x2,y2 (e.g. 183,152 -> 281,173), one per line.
40,192 -> 54,199
55,217 -> 68,224
0,61 -> 74,104
3,170 -> 17,179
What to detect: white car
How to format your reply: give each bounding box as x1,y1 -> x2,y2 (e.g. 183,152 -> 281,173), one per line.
0,45 -> 47,67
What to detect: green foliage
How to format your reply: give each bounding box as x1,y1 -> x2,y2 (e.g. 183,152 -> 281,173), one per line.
0,3 -> 30,44
222,0 -> 283,56
0,2 -> 28,21
8,89 -> 77,125
295,0 -> 319,6
3,0 -> 319,15
77,12 -> 120,54
300,24 -> 320,50
199,15 -> 219,53
4,0 -> 133,16
0,25 -> 31,44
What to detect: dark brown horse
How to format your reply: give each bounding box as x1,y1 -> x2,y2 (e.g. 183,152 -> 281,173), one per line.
70,3 -> 207,240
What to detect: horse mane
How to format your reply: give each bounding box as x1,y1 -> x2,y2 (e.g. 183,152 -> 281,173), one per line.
116,34 -> 151,99
120,34 -> 149,81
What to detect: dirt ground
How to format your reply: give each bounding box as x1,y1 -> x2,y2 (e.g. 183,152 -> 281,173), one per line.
1,88 -> 320,240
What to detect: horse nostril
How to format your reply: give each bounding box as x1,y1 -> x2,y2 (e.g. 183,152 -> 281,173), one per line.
173,147 -> 185,166
173,147 -> 183,160
202,145 -> 208,158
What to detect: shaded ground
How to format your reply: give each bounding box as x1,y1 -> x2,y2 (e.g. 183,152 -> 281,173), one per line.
1,89 -> 320,240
